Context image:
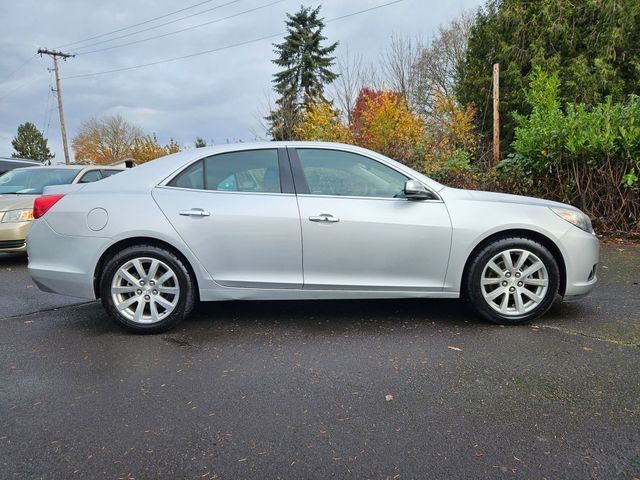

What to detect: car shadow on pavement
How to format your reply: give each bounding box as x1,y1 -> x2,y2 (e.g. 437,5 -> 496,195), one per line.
73,296 -> 594,340
183,297 -> 489,333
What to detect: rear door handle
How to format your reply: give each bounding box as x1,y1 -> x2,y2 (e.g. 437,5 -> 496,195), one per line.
179,208 -> 210,217
309,214 -> 339,223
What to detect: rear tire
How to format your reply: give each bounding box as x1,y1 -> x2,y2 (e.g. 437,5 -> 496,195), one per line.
100,244 -> 196,334
466,237 -> 560,325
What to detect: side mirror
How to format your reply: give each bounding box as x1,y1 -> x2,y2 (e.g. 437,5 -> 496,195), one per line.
404,180 -> 433,200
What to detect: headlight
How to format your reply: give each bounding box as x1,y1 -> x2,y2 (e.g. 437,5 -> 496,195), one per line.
550,207 -> 593,234
1,209 -> 34,223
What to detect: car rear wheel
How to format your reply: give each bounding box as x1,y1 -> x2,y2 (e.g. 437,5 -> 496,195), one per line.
466,237 -> 560,325
100,245 -> 196,333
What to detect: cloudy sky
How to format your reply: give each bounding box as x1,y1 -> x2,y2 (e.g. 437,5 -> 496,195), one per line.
0,0 -> 483,162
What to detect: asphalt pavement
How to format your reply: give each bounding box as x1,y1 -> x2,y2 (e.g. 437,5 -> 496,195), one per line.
0,245 -> 639,479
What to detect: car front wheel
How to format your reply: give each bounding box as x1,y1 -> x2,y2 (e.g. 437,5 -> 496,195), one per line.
466,237 -> 560,324
100,245 -> 196,333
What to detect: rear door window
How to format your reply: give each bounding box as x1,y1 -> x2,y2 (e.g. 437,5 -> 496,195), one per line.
168,160 -> 205,190
168,150 -> 281,193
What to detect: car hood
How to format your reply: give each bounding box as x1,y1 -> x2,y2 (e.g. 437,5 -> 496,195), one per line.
0,194 -> 37,212
444,188 -> 578,211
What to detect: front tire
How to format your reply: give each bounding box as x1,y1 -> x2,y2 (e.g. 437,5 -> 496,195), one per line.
466,237 -> 560,325
100,245 -> 196,334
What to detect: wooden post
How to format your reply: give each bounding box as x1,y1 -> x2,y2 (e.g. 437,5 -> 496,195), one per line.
492,63 -> 500,166
52,56 -> 72,165
38,48 -> 75,164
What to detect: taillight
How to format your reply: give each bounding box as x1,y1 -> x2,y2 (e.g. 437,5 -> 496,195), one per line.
33,194 -> 65,219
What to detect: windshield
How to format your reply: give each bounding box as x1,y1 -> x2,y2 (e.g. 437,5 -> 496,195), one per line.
0,168 -> 81,194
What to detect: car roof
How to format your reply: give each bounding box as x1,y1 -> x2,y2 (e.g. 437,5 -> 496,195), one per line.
80,141 -> 445,193
9,164 -> 125,173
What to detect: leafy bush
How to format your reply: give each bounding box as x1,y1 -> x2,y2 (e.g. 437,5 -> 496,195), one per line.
507,67 -> 640,233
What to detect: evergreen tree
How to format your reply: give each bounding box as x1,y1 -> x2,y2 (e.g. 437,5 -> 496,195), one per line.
267,5 -> 338,140
194,137 -> 207,148
456,0 -> 640,148
11,122 -> 54,163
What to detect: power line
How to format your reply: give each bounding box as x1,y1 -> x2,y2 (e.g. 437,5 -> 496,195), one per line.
56,0 -> 228,48
45,69 -> 56,136
327,0 -> 405,22
77,0 -> 283,56
0,54 -> 36,85
65,32 -> 284,79
64,0 -> 407,80
73,0 -> 242,52
41,69 -> 55,133
44,91 -> 56,139
0,71 -> 47,104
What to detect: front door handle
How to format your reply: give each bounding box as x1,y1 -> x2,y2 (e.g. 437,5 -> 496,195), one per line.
309,214 -> 339,223
179,208 -> 210,217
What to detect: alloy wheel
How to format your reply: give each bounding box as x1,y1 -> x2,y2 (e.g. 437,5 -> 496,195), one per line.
110,257 -> 180,324
480,248 -> 549,316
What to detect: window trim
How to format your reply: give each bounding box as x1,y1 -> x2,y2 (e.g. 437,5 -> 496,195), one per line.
287,147 -> 442,202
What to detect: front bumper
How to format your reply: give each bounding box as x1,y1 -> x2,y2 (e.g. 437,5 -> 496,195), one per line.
27,218 -> 111,299
560,226 -> 599,298
0,220 -> 31,253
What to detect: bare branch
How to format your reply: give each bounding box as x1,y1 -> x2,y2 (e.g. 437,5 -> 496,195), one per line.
412,10 -> 475,115
330,46 -> 366,123
380,34 -> 423,102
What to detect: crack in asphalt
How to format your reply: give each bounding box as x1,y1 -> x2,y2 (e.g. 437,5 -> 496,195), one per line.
535,324 -> 640,348
0,300 -> 96,322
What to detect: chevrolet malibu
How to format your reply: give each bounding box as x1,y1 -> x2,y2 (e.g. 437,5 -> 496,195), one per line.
27,142 -> 598,333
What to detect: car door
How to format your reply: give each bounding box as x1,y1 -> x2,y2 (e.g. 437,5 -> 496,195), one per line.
152,148 -> 303,288
290,147 -> 452,291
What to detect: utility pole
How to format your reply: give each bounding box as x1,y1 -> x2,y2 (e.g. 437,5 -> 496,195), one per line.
38,48 -> 75,165
492,63 -> 500,167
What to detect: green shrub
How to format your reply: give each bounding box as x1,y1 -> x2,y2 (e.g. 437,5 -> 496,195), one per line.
505,67 -> 640,233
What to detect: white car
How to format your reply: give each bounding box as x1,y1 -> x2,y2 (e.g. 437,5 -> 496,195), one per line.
27,142 -> 598,333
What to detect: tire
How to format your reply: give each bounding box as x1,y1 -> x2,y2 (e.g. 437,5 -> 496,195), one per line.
465,237 -> 560,325
100,244 -> 196,334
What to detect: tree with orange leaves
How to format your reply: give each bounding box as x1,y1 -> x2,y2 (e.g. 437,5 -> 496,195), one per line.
71,114 -> 143,165
293,99 -> 352,143
425,92 -> 478,163
350,87 -> 425,166
131,134 -> 181,164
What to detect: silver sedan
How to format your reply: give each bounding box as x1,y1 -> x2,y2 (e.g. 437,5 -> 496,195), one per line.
27,142 -> 599,333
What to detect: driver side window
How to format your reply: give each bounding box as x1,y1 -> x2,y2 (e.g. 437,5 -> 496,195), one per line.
296,149 -> 408,198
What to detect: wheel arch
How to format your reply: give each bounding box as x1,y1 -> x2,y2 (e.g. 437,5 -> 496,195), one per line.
460,228 -> 566,297
93,236 -> 200,299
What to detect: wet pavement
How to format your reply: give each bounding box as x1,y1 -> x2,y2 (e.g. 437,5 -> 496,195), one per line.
1,245 -> 639,479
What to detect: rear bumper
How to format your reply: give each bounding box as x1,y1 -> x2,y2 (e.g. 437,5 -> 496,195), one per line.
27,219 -> 110,299
560,227 -> 599,298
